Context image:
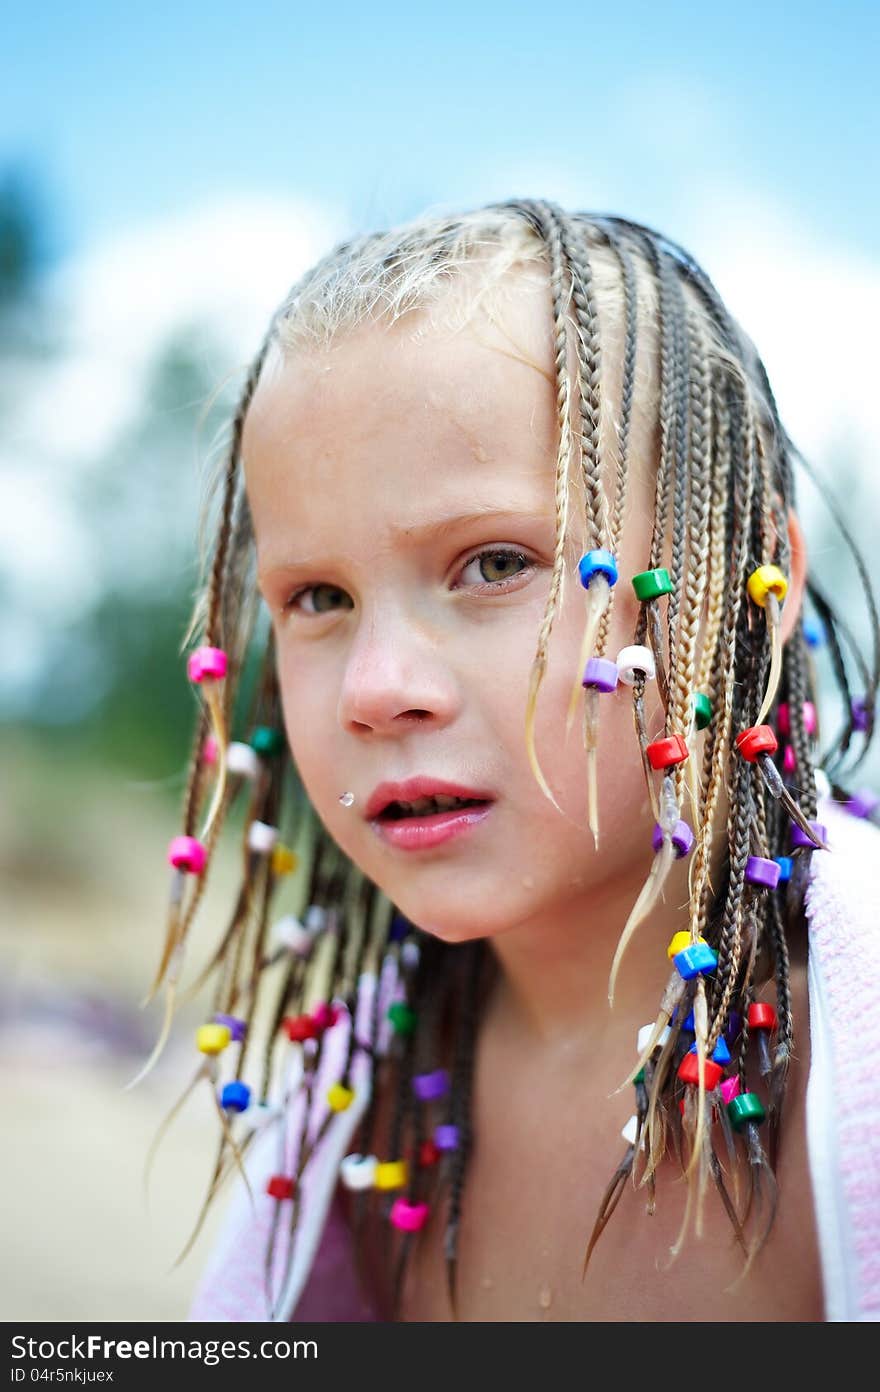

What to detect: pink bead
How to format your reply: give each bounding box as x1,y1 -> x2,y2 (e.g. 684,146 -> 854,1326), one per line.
167,835 -> 207,875
202,734 -> 218,765
311,1002 -> 342,1032
783,744 -> 796,775
389,1197 -> 430,1232
720,1076 -> 741,1106
187,646 -> 228,683
777,701 -> 817,737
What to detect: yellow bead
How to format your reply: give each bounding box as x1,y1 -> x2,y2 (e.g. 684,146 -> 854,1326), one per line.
327,1083 -> 355,1112
196,1023 -> 231,1055
374,1159 -> 408,1191
271,844 -> 298,876
746,565 -> 788,608
666,931 -> 707,960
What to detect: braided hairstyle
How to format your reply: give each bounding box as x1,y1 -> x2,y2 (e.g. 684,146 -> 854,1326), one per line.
148,200 -> 879,1314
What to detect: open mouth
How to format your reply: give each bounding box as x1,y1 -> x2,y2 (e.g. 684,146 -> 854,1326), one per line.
378,796 -> 493,821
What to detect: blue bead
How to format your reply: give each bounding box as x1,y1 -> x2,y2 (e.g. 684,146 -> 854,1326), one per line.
682,1010 -> 695,1032
578,549 -> 618,591
220,1081 -> 251,1112
773,855 -> 793,883
673,942 -> 718,980
803,617 -> 825,649
389,912 -> 411,942
689,1036 -> 731,1065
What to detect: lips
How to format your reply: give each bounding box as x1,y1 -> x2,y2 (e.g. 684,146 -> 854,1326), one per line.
364,776 -> 496,821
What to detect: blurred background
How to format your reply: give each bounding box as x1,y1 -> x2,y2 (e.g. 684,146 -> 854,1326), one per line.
2,0 -> 878,1320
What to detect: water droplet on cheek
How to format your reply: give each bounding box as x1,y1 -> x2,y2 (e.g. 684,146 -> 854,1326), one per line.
339,792 -> 355,806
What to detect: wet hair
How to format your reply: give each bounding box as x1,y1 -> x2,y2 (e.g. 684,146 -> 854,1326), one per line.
146,199 -> 879,1315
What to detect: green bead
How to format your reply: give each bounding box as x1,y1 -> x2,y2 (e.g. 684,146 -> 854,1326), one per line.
633,1067 -> 646,1085
387,1002 -> 417,1035
631,568 -> 674,602
692,692 -> 712,730
250,726 -> 286,756
726,1092 -> 766,1132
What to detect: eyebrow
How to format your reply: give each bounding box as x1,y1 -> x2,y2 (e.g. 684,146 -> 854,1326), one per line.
259,506 -> 553,578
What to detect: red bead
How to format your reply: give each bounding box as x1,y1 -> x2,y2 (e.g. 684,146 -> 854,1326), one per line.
646,734 -> 690,770
735,725 -> 778,762
310,1002 -> 342,1032
748,1002 -> 778,1032
267,1175 -> 295,1200
418,1140 -> 440,1168
282,1014 -> 317,1042
677,1053 -> 723,1090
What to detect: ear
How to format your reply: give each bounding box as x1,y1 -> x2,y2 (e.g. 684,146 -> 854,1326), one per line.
780,509 -> 808,646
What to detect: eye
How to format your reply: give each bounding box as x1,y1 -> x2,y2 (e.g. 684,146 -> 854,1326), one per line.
280,547 -> 535,617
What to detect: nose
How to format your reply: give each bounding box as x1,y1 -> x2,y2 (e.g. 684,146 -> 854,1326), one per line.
336,604 -> 459,735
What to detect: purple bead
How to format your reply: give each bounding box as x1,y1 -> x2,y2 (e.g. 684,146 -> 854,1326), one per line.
745,855 -> 781,890
852,697 -> 873,733
582,657 -> 618,693
790,820 -> 828,851
412,1068 -> 450,1102
213,1013 -> 247,1042
434,1123 -> 459,1151
389,912 -> 411,942
651,819 -> 695,859
846,789 -> 880,819
725,1010 -> 743,1044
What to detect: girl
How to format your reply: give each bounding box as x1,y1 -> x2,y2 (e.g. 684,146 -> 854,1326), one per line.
147,200 -> 880,1322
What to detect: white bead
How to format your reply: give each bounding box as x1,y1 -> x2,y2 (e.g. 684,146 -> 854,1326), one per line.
400,941 -> 420,969
616,645 -> 656,685
226,741 -> 261,780
273,914 -> 311,955
637,1023 -> 670,1054
241,1101 -> 282,1135
621,1115 -> 644,1149
814,768 -> 831,799
248,820 -> 279,853
340,1153 -> 378,1190
304,904 -> 327,935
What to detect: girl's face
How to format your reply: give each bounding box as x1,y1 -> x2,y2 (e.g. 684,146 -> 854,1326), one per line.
242,275 -> 695,947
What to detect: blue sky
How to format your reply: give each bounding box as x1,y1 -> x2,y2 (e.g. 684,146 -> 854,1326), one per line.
4,0 -> 879,262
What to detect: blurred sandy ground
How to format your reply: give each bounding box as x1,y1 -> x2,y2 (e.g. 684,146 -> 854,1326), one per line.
1,729 -> 253,1321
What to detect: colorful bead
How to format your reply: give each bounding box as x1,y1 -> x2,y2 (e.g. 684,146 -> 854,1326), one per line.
327,1083 -> 355,1112
282,1015 -> 317,1043
773,856 -> 793,883
167,835 -> 207,875
745,855 -> 781,890
389,1198 -> 430,1232
776,701 -> 817,738
719,1076 -> 741,1107
803,616 -> 824,648
846,789 -> 880,820
374,1160 -> 408,1191
621,1115 -> 643,1147
633,1067 -> 646,1084
667,930 -> 693,960
271,844 -> 298,875
692,692 -> 712,730
247,820 -> 279,854
782,744 -> 797,775
727,1092 -> 766,1131
304,905 -> 328,935
637,1023 -> 670,1052
202,734 -> 218,765
387,1002 -> 417,1035
389,912 -> 413,942
226,741 -> 261,780
212,1013 -> 247,1042
266,1175 -> 295,1200
631,568 -> 674,602
616,644 -> 656,685
814,768 -> 831,799
646,734 -> 689,770
418,1140 -> 440,1167
677,1053 -> 723,1090
735,724 -> 778,762
651,819 -> 694,859
746,565 -> 788,608
726,1010 -> 743,1043
196,1023 -> 231,1055
790,820 -> 827,850
578,549 -> 618,590
250,726 -> 286,756
187,646 -> 228,683
852,697 -> 873,732
340,1154 -> 378,1190
748,1003 -> 778,1032
220,1081 -> 251,1112
434,1124 -> 459,1151
311,1001 -> 342,1032
689,1037 -> 731,1065
582,657 -> 618,693
273,915 -> 311,955
412,1069 -> 450,1102
673,942 -> 718,981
